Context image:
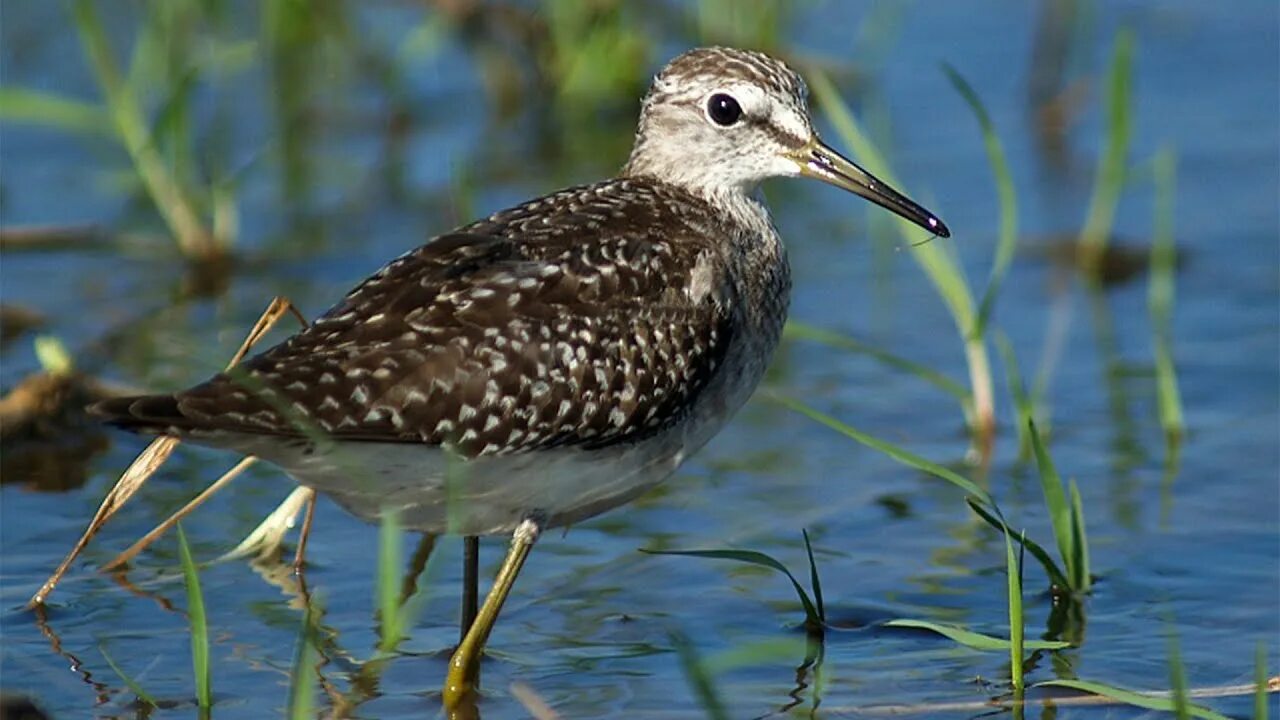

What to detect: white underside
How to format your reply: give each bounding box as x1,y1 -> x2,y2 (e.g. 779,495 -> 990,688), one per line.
253,432 -> 688,535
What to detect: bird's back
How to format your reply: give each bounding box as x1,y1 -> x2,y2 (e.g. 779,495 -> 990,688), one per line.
95,177 -> 789,466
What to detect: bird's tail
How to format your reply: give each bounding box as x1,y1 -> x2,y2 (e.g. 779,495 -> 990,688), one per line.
89,394 -> 190,435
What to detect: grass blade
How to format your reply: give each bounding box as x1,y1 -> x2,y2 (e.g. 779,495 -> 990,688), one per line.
772,392 -> 994,508
1068,479 -> 1091,592
965,499 -> 1070,590
1079,30 -> 1134,261
784,322 -> 970,402
71,0 -> 215,258
1034,679 -> 1232,720
377,508 -> 404,651
287,597 -> 322,719
808,66 -> 996,441
644,548 -> 821,631
98,643 -> 158,707
801,529 -> 825,625
884,619 -> 1068,652
1169,628 -> 1190,720
0,87 -> 110,135
670,629 -> 729,720
1028,420 -> 1078,590
1007,527 -> 1025,690
176,524 -> 211,709
994,332 -> 1034,460
1149,146 -> 1185,441
941,64 -> 1018,337
1257,643 -> 1269,720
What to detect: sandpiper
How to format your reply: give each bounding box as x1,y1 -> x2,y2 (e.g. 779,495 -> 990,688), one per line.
93,46 -> 948,707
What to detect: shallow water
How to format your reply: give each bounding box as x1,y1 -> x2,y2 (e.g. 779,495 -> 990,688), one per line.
2,2 -> 1277,718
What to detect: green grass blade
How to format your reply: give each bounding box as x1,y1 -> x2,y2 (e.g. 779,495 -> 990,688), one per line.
98,643 -> 157,707
884,620 -> 1068,652
644,548 -> 821,631
784,322 -> 970,402
71,0 -> 214,258
702,637 -> 812,675
808,67 -> 996,438
941,64 -> 1018,337
176,524 -> 211,708
377,508 -> 404,651
994,332 -> 1035,459
965,499 -> 1070,590
772,392 -> 994,507
670,629 -> 729,720
287,597 -> 321,719
0,87 -> 110,135
1006,527 -> 1025,690
1079,30 -> 1135,259
1149,146 -> 1185,441
1033,679 -> 1232,720
1169,628 -> 1190,720
1068,479 -> 1091,593
801,529 -> 825,624
1028,420 -> 1077,590
1256,643 -> 1269,720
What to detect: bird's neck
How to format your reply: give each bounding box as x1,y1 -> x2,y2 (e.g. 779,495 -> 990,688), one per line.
621,164 -> 771,238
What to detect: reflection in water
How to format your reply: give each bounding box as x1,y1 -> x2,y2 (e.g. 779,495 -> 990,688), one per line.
31,605 -> 112,708
1028,0 -> 1083,173
762,634 -> 825,719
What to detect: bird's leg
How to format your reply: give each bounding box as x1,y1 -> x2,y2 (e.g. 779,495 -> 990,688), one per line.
443,516 -> 542,709
461,535 -> 479,641
292,488 -> 318,572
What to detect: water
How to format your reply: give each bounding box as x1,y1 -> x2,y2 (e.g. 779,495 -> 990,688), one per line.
2,2 -> 1277,718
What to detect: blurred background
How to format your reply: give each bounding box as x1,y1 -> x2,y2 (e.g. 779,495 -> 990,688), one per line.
1,1 -> 1276,718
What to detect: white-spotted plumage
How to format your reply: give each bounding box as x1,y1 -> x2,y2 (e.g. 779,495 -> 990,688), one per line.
94,47 -> 948,536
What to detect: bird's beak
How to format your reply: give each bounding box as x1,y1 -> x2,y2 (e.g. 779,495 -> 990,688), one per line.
791,138 -> 950,238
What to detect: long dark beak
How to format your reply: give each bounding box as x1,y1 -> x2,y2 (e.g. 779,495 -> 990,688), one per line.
792,138 -> 950,238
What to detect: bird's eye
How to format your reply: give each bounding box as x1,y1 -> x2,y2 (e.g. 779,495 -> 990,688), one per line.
706,93 -> 743,126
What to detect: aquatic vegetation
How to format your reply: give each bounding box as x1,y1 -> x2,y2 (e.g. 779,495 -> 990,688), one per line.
2,3 -> 1274,717
809,68 -> 997,451
176,524 -> 212,710
1079,30 -> 1135,270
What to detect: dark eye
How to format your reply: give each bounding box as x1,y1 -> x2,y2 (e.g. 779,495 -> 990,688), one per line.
706,93 -> 742,126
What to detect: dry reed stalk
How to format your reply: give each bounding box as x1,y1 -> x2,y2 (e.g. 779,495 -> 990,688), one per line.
28,297 -> 307,607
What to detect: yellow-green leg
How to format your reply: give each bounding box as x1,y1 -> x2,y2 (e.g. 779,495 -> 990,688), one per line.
442,516 -> 541,709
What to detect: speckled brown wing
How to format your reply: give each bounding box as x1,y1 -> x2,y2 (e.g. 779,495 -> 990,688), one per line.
97,179 -> 736,459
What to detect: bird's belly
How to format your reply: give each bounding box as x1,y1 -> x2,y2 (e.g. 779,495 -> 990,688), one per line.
242,316 -> 782,537
267,432 -> 690,535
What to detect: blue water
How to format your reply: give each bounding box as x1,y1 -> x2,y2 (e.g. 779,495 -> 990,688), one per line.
2,2 -> 1277,718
